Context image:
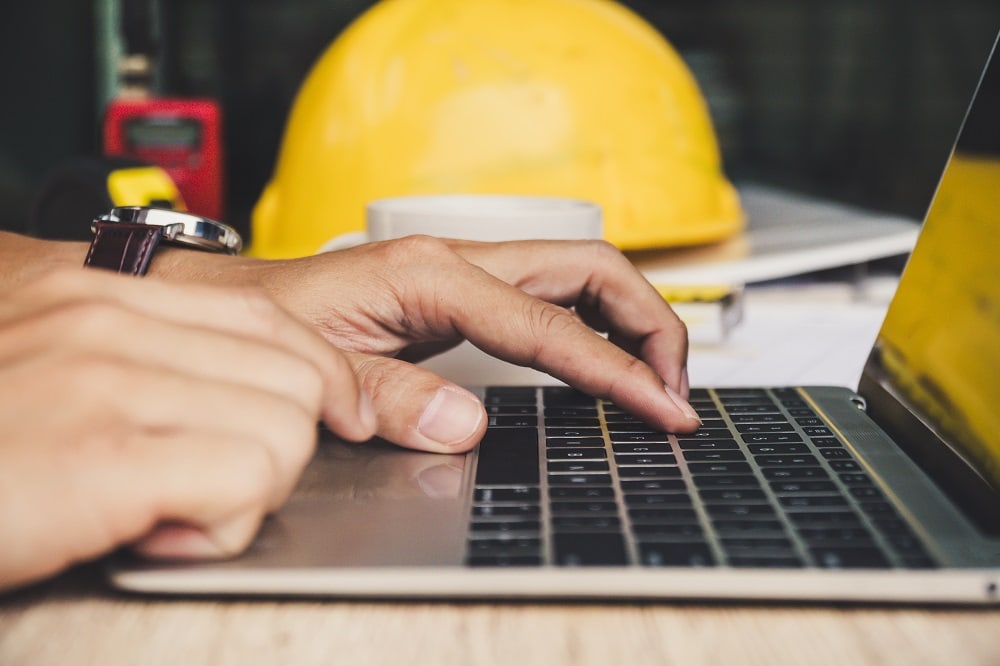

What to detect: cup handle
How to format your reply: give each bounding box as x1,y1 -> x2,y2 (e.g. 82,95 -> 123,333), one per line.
317,231 -> 370,253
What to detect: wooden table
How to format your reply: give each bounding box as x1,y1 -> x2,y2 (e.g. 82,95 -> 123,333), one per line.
2,564 -> 998,666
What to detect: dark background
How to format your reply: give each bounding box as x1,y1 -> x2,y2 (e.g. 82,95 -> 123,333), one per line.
2,1 -> 998,242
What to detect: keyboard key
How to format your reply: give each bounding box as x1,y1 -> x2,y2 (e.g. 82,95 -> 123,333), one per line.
678,439 -> 739,451
639,543 -> 714,567
547,474 -> 612,486
811,437 -> 842,448
795,417 -> 824,427
484,387 -> 536,405
606,422 -> 663,433
828,460 -> 861,472
546,437 -> 606,448
726,404 -> 781,415
475,428 -> 539,486
779,495 -> 849,508
471,521 -> 542,534
609,431 -> 669,443
547,460 -> 609,473
554,533 -> 628,565
747,443 -> 809,455
546,427 -> 603,438
736,423 -> 796,433
691,474 -> 761,488
820,448 -> 852,460
617,466 -> 681,479
547,448 -> 608,460
467,537 -> 541,553
544,406 -> 598,418
728,556 -> 804,568
680,428 -> 734,440
713,519 -> 785,534
803,426 -> 833,437
542,386 -> 593,406
762,467 -> 830,481
705,504 -> 777,518
769,480 -> 838,493
487,405 -> 537,415
838,473 -> 873,486
788,512 -> 863,527
467,555 -> 543,567
621,479 -> 686,492
754,454 -> 818,467
615,453 -> 677,466
632,523 -> 704,539
489,415 -> 538,428
475,487 -> 540,502
544,417 -> 601,428
548,486 -> 615,499
720,537 -> 794,552
682,450 -> 746,462
473,505 -> 540,518
698,488 -> 767,502
552,516 -> 621,532
811,547 -> 891,569
628,507 -> 699,522
849,486 -> 885,501
687,461 -> 753,475
624,494 -> 693,507
797,527 -> 873,543
550,501 -> 617,515
611,443 -> 673,454
743,433 -> 805,445
785,408 -> 816,417
730,414 -> 788,424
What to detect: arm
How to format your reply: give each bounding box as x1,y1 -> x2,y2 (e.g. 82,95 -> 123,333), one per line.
0,269 -> 374,592
1,231 -> 700,452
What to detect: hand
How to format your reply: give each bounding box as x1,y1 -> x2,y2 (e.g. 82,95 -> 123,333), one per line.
0,269 -> 374,592
196,237 -> 701,452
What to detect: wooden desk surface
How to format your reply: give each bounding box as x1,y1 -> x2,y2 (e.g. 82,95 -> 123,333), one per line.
2,565 -> 998,666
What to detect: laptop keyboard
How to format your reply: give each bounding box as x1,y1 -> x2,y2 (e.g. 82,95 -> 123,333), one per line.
466,386 -> 938,569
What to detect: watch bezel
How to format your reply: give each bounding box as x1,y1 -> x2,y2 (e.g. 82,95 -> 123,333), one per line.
94,207 -> 243,255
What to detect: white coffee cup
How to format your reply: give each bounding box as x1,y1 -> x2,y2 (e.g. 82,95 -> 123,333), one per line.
318,194 -> 603,251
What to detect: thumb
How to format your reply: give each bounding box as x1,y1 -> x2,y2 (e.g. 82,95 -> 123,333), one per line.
347,352 -> 486,453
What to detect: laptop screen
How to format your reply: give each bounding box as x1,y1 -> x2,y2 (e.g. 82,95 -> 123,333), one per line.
862,34 -> 1000,511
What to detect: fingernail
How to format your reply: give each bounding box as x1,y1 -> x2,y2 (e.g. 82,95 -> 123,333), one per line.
358,391 -> 377,434
134,524 -> 228,559
664,383 -> 701,423
417,463 -> 464,499
418,387 -> 484,446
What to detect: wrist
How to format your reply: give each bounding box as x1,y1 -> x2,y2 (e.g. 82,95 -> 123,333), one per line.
0,232 -> 89,289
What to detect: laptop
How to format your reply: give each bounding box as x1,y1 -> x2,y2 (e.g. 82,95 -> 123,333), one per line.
108,35 -> 1000,605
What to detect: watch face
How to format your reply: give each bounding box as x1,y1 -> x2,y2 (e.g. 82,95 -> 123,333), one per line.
101,207 -> 243,254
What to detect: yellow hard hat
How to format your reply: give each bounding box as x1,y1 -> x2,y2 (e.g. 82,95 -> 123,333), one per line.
250,0 -> 743,259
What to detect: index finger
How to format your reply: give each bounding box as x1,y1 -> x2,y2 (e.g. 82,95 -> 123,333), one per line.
427,255 -> 700,433
448,239 -> 689,394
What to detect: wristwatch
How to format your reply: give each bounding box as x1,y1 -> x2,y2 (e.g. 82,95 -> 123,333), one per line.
84,207 -> 243,276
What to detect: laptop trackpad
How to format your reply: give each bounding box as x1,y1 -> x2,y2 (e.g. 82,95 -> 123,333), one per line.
244,437 -> 471,568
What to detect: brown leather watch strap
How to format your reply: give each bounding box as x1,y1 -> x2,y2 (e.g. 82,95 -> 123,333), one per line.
84,221 -> 165,276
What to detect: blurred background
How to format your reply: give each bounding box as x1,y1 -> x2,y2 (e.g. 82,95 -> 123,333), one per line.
2,0 -> 999,241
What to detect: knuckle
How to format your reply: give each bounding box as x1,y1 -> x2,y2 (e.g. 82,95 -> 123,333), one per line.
587,239 -> 624,261
27,268 -> 89,296
382,235 -> 459,266
61,355 -> 131,397
525,302 -> 580,361
232,286 -> 288,336
58,301 -> 131,343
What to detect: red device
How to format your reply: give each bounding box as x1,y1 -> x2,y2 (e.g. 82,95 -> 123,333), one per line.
103,97 -> 224,221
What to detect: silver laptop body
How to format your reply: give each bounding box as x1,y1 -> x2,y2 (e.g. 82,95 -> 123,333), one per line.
108,36 -> 1000,605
